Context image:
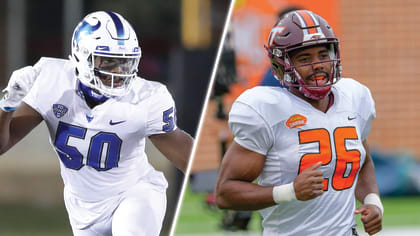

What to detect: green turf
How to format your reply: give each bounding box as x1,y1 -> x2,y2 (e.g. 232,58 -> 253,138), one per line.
175,188 -> 261,234
175,187 -> 420,234
0,203 -> 72,236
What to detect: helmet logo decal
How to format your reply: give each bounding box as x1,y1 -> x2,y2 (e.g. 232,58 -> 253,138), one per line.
302,32 -> 327,44
267,26 -> 286,47
286,114 -> 307,129
96,45 -> 110,51
106,11 -> 125,45
74,20 -> 101,46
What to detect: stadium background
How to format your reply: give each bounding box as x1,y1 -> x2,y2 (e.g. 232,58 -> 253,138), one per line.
0,0 -> 230,235
178,0 -> 420,235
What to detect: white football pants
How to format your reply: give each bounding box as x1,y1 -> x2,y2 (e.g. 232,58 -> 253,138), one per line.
69,181 -> 167,236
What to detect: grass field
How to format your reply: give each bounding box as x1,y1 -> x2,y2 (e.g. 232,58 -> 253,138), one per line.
175,187 -> 420,235
0,203 -> 72,236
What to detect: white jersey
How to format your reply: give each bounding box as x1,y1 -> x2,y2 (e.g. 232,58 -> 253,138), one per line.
23,57 -> 175,227
229,78 -> 375,236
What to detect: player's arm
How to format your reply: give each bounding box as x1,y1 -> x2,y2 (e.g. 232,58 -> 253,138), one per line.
215,140 -> 324,211
215,141 -> 275,211
0,103 -> 43,154
355,140 -> 380,202
0,66 -> 42,154
149,128 -> 193,173
354,139 -> 383,235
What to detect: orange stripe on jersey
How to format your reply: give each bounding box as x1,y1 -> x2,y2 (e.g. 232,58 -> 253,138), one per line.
296,10 -> 318,34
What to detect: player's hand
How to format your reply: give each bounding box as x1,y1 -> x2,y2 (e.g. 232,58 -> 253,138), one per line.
354,204 -> 382,235
293,162 -> 324,201
0,66 -> 40,112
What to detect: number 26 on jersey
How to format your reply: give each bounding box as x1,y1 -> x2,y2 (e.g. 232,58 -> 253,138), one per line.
298,127 -> 361,191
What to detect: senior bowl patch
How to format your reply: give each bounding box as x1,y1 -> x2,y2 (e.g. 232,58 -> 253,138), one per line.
53,104 -> 68,118
286,114 -> 307,129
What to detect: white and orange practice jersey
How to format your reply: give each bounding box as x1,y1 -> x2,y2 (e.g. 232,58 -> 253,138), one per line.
229,78 -> 375,236
23,57 -> 176,227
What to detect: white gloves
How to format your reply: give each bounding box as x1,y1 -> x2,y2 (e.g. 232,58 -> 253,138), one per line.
0,66 -> 40,112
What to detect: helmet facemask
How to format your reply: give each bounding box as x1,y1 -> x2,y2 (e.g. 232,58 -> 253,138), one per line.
269,42 -> 341,100
89,54 -> 140,97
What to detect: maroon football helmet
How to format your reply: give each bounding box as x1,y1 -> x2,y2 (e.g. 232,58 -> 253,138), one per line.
265,10 -> 341,100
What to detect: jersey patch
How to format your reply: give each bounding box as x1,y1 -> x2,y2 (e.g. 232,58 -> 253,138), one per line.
53,104 -> 69,118
286,114 -> 307,129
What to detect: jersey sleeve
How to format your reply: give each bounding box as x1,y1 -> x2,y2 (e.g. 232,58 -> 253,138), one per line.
360,85 -> 376,141
145,86 -> 177,136
228,100 -> 273,155
22,58 -> 49,117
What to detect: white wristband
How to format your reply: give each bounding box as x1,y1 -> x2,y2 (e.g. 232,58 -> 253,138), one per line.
272,182 -> 296,203
364,193 -> 384,215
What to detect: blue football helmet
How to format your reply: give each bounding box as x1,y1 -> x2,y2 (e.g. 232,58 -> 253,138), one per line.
71,11 -> 141,98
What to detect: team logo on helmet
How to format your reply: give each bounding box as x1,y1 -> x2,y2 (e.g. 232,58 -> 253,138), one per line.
53,104 -> 69,118
267,26 -> 286,47
73,20 -> 101,47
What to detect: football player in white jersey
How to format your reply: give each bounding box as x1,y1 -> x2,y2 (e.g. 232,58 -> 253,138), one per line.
215,10 -> 383,236
0,11 -> 193,236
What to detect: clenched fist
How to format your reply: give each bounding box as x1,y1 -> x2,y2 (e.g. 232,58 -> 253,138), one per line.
293,162 -> 325,201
